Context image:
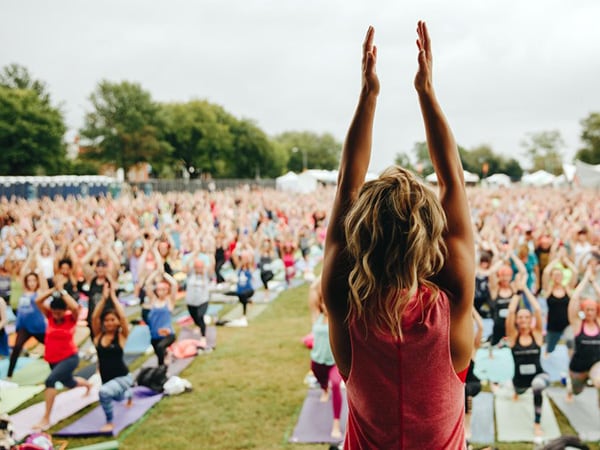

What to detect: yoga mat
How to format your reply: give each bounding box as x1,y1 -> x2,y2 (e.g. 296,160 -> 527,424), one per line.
68,441 -> 119,450
481,318 -> 493,341
123,325 -> 151,355
220,303 -> 268,322
0,385 -> 44,413
473,347 -> 514,383
10,358 -> 50,385
547,386 -> 600,441
470,392 -> 495,445
54,386 -> 163,437
0,356 -> 34,378
494,386 -> 561,442
540,344 -> 570,382
11,377 -> 101,441
289,388 -> 348,444
8,334 -> 38,350
178,326 -> 217,349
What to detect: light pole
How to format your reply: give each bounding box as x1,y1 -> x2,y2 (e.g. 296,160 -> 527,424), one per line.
292,147 -> 308,172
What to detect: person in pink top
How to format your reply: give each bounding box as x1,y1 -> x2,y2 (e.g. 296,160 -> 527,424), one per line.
322,22 -> 474,449
33,274 -> 92,431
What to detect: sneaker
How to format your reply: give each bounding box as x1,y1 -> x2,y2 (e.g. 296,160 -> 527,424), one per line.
225,317 -> 248,327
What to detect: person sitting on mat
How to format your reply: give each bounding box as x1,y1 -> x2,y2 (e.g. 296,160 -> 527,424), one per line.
309,275 -> 343,439
6,272 -> 47,379
144,270 -> 178,366
322,22 -> 474,449
33,274 -> 92,431
505,278 -> 549,438
566,264 -> 600,403
92,279 -> 133,432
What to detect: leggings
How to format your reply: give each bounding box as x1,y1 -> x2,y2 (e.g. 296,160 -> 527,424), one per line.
46,353 -> 79,388
311,361 -> 342,420
226,289 -> 254,316
465,380 -> 482,413
8,328 -> 45,377
187,303 -> 209,336
515,373 -> 550,424
99,374 -> 133,422
151,334 -> 176,366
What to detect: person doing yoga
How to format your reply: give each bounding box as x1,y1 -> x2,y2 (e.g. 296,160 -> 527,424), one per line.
566,265 -> 600,403
92,280 -> 133,432
6,272 -> 47,378
505,279 -> 549,438
33,275 -> 92,431
322,22 -> 474,449
309,276 -> 343,440
144,270 -> 178,366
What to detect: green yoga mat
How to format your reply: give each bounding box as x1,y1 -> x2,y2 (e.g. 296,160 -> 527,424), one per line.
494,386 -> 561,442
10,358 -> 50,385
64,440 -> 119,450
0,385 -> 44,413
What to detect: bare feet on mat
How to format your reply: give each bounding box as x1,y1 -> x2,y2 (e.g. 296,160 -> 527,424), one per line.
100,422 -> 115,432
32,418 -> 50,431
331,419 -> 342,439
320,389 -> 329,402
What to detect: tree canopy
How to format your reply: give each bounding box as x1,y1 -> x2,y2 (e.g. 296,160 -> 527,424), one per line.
273,131 -> 341,172
0,65 -> 67,175
576,112 -> 600,164
520,130 -> 564,175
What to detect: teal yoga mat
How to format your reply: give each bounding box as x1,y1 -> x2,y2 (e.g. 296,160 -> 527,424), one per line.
0,384 -> 44,413
0,356 -> 34,378
547,386 -> 600,441
494,385 -> 561,442
473,347 -> 514,383
123,325 -> 151,355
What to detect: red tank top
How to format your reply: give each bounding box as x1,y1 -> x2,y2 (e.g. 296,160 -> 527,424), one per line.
44,311 -> 78,364
344,286 -> 465,450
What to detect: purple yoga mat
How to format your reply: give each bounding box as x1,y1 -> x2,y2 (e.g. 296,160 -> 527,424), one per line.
289,388 -> 348,444
11,383 -> 100,441
54,386 -> 163,437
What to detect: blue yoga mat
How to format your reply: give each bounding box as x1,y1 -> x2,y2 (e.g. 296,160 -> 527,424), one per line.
473,347 -> 514,383
0,356 -> 34,378
470,392 -> 495,445
55,386 -> 163,437
289,388 -> 348,444
123,325 -> 151,355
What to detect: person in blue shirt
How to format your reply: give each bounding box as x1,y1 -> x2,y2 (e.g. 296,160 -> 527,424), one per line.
144,271 -> 178,366
225,251 -> 254,327
7,272 -> 47,378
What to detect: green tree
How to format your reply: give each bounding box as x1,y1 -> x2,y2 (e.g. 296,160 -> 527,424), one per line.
0,65 -> 67,175
499,158 -> 524,181
394,152 -> 414,171
576,112 -> 600,164
521,130 -> 564,175
227,118 -> 286,178
160,100 -> 234,178
273,131 -> 341,172
411,141 -> 434,176
80,80 -> 171,175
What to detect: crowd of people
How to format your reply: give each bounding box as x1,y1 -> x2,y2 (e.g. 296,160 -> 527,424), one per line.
0,175 -> 598,442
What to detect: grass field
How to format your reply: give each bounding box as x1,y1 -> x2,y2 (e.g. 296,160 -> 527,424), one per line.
11,279 -> 600,450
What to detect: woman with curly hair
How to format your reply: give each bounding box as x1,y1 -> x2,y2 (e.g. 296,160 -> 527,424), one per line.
322,22 -> 474,449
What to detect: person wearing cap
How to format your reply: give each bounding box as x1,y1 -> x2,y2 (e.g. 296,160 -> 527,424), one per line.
566,264 -> 600,403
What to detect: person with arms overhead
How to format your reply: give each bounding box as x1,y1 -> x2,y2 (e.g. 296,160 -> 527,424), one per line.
322,22 -> 474,449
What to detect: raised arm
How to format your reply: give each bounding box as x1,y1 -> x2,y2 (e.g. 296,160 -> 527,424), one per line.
568,267 -> 591,328
523,284 -> 543,334
505,291 -> 521,345
415,21 -> 474,307
322,26 -> 379,376
415,21 -> 474,371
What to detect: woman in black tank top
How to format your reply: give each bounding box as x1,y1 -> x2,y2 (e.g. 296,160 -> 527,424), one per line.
92,281 -> 133,433
506,281 -> 549,439
566,267 -> 600,401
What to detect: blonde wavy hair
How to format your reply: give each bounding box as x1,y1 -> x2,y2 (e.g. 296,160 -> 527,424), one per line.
344,166 -> 447,338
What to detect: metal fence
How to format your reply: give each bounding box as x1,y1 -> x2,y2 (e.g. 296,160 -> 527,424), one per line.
128,178 -> 276,195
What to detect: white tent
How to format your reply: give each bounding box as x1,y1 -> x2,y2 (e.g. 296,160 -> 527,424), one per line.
275,171 -> 299,191
275,171 -> 318,193
521,170 -> 556,186
574,159 -> 600,188
485,173 -> 512,187
425,170 -> 480,185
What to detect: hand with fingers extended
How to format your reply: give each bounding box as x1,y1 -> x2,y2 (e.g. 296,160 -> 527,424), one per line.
362,26 -> 379,97
414,20 -> 433,94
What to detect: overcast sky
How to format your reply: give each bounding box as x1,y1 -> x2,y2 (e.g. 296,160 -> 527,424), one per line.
2,0 -> 599,173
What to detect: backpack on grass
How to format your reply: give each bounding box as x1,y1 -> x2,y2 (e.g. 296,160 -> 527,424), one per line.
136,365 -> 168,393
